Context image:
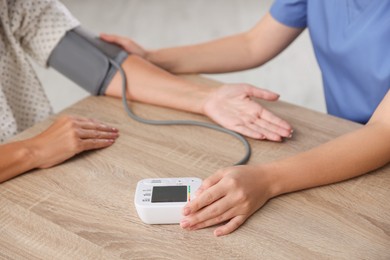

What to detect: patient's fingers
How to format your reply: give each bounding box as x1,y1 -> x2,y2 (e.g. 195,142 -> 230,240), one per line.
260,109 -> 292,133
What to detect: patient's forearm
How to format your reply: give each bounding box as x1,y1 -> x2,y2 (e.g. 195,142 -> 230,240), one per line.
0,141 -> 36,183
105,55 -> 214,114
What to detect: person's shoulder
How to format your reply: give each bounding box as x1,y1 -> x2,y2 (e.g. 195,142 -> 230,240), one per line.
270,0 -> 308,28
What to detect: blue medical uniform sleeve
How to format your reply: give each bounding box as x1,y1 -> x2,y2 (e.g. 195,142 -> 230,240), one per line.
270,0 -> 308,28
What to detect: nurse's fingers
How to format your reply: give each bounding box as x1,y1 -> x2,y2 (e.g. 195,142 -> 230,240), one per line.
195,169 -> 226,197
182,182 -> 226,216
213,215 -> 247,237
184,205 -> 237,231
100,33 -> 146,57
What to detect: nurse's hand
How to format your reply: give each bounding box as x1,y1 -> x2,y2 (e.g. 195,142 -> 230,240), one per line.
100,33 -> 147,58
180,165 -> 273,236
203,84 -> 292,141
30,115 -> 119,168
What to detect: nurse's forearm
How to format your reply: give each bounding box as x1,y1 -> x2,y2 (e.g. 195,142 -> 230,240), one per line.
146,13 -> 302,74
146,33 -> 254,74
267,122 -> 390,198
105,55 -> 213,114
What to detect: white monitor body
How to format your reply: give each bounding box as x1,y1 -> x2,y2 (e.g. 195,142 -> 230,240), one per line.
134,177 -> 202,224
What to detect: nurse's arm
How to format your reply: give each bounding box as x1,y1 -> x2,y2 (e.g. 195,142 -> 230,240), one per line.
182,90 -> 390,236
268,90 -> 390,196
101,13 -> 303,74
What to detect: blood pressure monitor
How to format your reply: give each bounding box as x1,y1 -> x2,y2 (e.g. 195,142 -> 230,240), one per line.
134,178 -> 202,224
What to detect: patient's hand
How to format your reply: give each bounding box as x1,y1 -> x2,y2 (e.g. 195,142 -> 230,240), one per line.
203,84 -> 292,141
30,116 -> 119,168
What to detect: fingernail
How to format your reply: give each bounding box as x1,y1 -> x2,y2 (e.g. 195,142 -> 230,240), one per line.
112,127 -> 118,132
180,221 -> 189,228
214,230 -> 222,237
183,207 -> 191,216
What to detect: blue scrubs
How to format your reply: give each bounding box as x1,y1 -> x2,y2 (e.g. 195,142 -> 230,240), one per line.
270,0 -> 390,124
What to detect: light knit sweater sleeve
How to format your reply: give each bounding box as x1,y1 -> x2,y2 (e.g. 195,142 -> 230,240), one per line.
10,0 -> 80,67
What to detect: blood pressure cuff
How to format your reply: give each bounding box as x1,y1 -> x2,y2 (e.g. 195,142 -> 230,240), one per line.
48,26 -> 129,95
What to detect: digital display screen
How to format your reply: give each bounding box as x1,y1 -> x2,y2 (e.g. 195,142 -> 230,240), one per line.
151,186 -> 187,203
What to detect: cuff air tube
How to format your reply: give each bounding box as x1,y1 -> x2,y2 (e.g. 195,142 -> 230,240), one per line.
48,26 -> 128,95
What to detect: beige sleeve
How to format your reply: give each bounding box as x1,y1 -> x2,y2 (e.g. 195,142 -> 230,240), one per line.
10,0 -> 80,67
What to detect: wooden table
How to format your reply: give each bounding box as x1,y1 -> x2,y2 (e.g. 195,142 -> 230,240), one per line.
1,76 -> 389,259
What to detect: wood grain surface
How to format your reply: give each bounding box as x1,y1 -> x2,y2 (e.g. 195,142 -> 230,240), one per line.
1,76 -> 389,259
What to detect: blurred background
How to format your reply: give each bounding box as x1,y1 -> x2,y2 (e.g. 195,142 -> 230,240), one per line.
33,0 -> 325,114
